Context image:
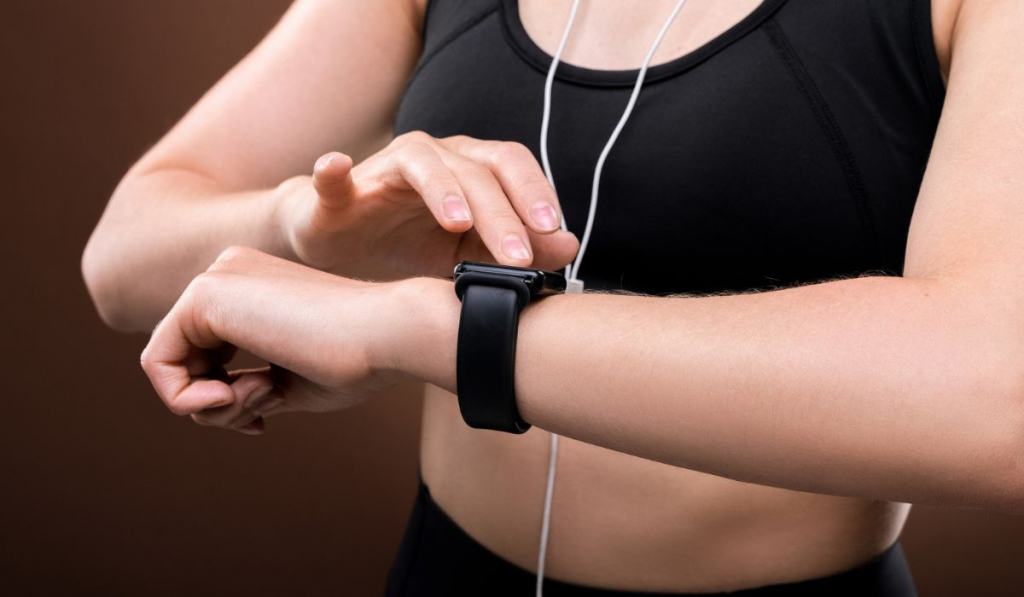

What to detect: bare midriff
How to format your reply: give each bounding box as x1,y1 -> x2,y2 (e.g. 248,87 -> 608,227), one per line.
410,0 -> 958,591
420,384 -> 908,592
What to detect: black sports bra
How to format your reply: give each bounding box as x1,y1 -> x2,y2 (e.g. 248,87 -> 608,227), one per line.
393,0 -> 946,295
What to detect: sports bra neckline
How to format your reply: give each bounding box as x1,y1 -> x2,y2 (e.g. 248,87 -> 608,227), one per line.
500,0 -> 790,88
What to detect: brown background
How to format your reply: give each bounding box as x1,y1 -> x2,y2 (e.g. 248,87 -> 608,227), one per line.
1,1 -> 1021,595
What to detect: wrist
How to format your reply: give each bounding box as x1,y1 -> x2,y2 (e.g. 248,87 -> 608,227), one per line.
269,175 -> 309,264
373,275 -> 460,392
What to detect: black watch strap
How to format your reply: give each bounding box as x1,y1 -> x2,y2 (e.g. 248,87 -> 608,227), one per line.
455,283 -> 532,434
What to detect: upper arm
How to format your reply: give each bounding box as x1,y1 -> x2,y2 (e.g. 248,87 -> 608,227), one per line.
904,0 -> 1024,286
132,0 -> 425,190
901,0 -> 1024,398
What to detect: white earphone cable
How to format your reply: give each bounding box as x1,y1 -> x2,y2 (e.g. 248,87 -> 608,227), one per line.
539,0 -> 581,202
535,1 -> 688,595
534,3 -> 580,594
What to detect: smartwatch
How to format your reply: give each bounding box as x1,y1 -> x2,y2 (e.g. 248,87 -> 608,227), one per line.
452,261 -> 568,433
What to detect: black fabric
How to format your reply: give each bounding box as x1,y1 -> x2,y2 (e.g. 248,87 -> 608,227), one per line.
389,1 -> 940,593
385,479 -> 918,596
394,0 -> 946,296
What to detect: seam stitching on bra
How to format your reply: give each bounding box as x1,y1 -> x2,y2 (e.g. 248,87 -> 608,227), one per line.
763,18 -> 883,267
402,3 -> 502,98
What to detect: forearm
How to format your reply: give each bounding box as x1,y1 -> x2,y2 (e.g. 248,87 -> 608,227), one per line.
398,274 -> 1024,511
82,168 -> 296,331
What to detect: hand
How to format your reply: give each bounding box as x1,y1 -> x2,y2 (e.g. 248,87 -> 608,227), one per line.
276,132 -> 580,281
139,246 -> 426,435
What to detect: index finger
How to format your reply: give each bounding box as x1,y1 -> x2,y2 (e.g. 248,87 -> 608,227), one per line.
440,137 -> 564,234
140,298 -> 235,417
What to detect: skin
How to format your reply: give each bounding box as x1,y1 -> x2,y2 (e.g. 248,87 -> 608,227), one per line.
81,0 -> 578,331
82,0 -> 1024,592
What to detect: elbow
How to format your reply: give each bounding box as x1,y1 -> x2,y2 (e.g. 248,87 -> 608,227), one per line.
81,179 -> 153,333
81,169 -> 164,333
932,310 -> 1024,513
933,280 -> 1024,513
973,362 -> 1024,514
984,425 -> 1024,515
996,407 -> 1024,515
81,231 -> 140,333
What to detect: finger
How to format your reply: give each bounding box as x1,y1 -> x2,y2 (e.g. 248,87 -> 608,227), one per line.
181,381 -> 232,413
390,141 -> 473,233
140,285 -> 234,416
180,347 -> 227,380
525,228 -> 581,272
231,388 -> 286,436
454,217 -> 580,272
191,371 -> 273,429
185,344 -> 237,377
141,339 -> 233,416
227,371 -> 282,431
235,417 -> 266,436
228,366 -> 291,428
443,137 -> 563,234
442,153 -> 535,266
231,399 -> 281,433
312,152 -> 356,210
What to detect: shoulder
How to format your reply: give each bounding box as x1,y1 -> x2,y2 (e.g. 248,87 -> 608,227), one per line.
937,0 -> 1024,80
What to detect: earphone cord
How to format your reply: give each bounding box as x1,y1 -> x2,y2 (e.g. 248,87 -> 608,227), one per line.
535,1 -> 689,595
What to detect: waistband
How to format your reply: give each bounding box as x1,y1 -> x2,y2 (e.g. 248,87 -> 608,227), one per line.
386,478 -> 917,596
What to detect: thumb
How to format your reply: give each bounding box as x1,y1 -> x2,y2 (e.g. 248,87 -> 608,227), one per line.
312,151 -> 355,209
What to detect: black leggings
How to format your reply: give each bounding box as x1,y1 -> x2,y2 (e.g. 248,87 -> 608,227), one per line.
385,479 -> 917,596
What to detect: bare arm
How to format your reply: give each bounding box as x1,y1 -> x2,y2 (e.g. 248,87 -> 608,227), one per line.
138,0 -> 1024,511
393,0 -> 1024,512
81,0 -> 424,330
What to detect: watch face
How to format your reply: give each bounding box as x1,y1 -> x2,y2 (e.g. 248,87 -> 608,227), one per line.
453,261 -> 567,296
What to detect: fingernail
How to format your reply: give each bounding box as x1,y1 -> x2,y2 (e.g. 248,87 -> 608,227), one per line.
442,195 -> 471,222
209,396 -> 233,409
530,202 -> 559,231
314,153 -> 336,173
255,397 -> 284,416
238,419 -> 265,435
243,385 -> 272,410
502,234 -> 531,261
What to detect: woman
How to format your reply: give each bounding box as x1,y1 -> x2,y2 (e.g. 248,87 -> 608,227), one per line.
82,0 -> 1024,595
